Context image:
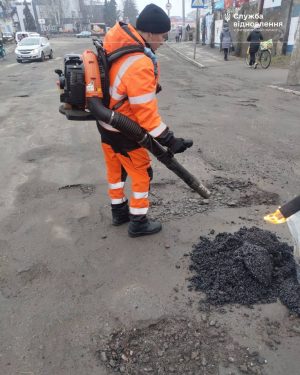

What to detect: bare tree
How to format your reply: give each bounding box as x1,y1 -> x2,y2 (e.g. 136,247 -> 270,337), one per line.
23,0 -> 37,31
123,0 -> 138,25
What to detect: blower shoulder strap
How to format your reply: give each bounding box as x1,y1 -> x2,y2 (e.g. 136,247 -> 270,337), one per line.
103,24 -> 156,111
107,45 -> 144,64
107,24 -> 145,64
107,24 -> 146,110
121,23 -> 144,46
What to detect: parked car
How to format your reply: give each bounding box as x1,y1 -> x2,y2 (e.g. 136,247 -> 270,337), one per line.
15,36 -> 53,63
76,31 -> 91,38
2,32 -> 14,43
15,31 -> 40,44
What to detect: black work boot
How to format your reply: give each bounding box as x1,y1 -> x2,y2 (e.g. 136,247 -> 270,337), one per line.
128,214 -> 162,237
111,201 -> 130,226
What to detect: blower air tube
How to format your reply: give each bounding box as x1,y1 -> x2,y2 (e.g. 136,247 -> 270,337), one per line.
87,97 -> 211,199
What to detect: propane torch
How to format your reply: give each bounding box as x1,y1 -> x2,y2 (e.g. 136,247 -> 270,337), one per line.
264,195 -> 300,281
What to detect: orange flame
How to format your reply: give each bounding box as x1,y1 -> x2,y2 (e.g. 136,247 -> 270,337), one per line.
264,209 -> 286,224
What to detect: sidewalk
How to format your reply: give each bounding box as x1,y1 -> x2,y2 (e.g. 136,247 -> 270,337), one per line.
166,41 -> 296,92
167,41 -> 240,69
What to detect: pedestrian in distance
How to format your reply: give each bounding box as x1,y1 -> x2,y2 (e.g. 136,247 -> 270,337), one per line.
99,4 -> 193,237
247,23 -> 263,69
220,22 -> 232,61
179,26 -> 183,41
175,26 -> 180,42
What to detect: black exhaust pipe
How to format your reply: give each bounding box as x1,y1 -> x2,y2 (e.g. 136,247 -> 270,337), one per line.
87,97 -> 211,198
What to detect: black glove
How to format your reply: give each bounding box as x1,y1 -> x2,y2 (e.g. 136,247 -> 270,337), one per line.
169,137 -> 193,154
156,128 -> 193,154
156,84 -> 162,94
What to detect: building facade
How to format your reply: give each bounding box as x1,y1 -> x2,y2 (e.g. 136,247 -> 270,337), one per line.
1,0 -> 106,33
199,0 -> 300,55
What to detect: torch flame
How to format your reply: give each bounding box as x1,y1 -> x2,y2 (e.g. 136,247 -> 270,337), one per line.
264,209 -> 286,224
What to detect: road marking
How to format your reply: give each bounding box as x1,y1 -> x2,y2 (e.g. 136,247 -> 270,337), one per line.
268,85 -> 300,96
4,63 -> 18,69
167,44 -> 205,68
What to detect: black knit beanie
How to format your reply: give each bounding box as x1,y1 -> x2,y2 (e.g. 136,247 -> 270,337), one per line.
136,4 -> 171,34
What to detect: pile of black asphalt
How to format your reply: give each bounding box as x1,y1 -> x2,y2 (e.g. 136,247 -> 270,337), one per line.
189,227 -> 300,315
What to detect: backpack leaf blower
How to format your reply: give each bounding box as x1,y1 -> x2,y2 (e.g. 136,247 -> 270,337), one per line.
55,39 -> 211,199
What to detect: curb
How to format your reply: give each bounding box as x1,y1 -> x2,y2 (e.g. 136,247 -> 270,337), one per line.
166,42 -> 205,69
268,85 -> 300,96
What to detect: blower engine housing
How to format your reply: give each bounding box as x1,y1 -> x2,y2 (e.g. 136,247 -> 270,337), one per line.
56,50 -> 103,120
57,54 -> 86,109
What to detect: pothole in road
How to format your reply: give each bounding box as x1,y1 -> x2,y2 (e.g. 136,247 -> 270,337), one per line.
22,145 -> 66,162
96,316 -> 266,375
209,176 -> 279,207
236,103 -> 257,108
58,183 -> 95,196
149,176 -> 279,222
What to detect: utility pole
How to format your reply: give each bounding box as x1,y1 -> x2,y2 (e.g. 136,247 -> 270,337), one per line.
287,16 -> 300,85
182,0 -> 185,40
258,0 -> 264,15
166,0 -> 171,17
210,0 -> 215,48
283,0 -> 294,55
166,0 -> 172,18
166,0 -> 171,41
193,7 -> 200,59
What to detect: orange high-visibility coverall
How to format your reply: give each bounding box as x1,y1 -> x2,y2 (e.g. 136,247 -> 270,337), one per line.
98,22 -> 167,215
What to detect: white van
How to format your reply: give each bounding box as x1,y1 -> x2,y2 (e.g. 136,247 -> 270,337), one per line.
15,31 -> 40,43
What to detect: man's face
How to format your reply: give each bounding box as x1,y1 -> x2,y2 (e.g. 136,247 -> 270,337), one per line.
146,32 -> 168,51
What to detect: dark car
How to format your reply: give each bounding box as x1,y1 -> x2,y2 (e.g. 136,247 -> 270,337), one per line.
2,32 -> 14,43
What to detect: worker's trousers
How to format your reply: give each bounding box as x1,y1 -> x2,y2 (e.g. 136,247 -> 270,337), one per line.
102,143 -> 152,216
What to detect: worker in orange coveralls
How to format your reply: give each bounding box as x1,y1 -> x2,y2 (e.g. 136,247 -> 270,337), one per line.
98,4 -> 193,237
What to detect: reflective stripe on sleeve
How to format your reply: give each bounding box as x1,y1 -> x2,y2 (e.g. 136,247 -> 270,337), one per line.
109,182 -> 125,189
148,122 -> 167,137
109,90 -> 126,101
132,191 -> 149,199
110,54 -> 144,101
129,91 -> 156,105
129,207 -> 149,215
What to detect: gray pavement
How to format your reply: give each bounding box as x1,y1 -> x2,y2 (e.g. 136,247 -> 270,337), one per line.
167,41 -> 288,83
168,41 -> 240,68
1,37 -> 300,375
167,41 -> 300,97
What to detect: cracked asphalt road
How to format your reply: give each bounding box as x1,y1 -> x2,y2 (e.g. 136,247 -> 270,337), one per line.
0,37 -> 300,375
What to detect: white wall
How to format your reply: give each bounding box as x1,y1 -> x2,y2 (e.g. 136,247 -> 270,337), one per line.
264,0 -> 282,9
215,19 -> 223,46
288,16 -> 300,46
61,0 -> 80,19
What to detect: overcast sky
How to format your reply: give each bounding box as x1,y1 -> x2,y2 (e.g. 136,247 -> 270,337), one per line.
126,0 -> 193,17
